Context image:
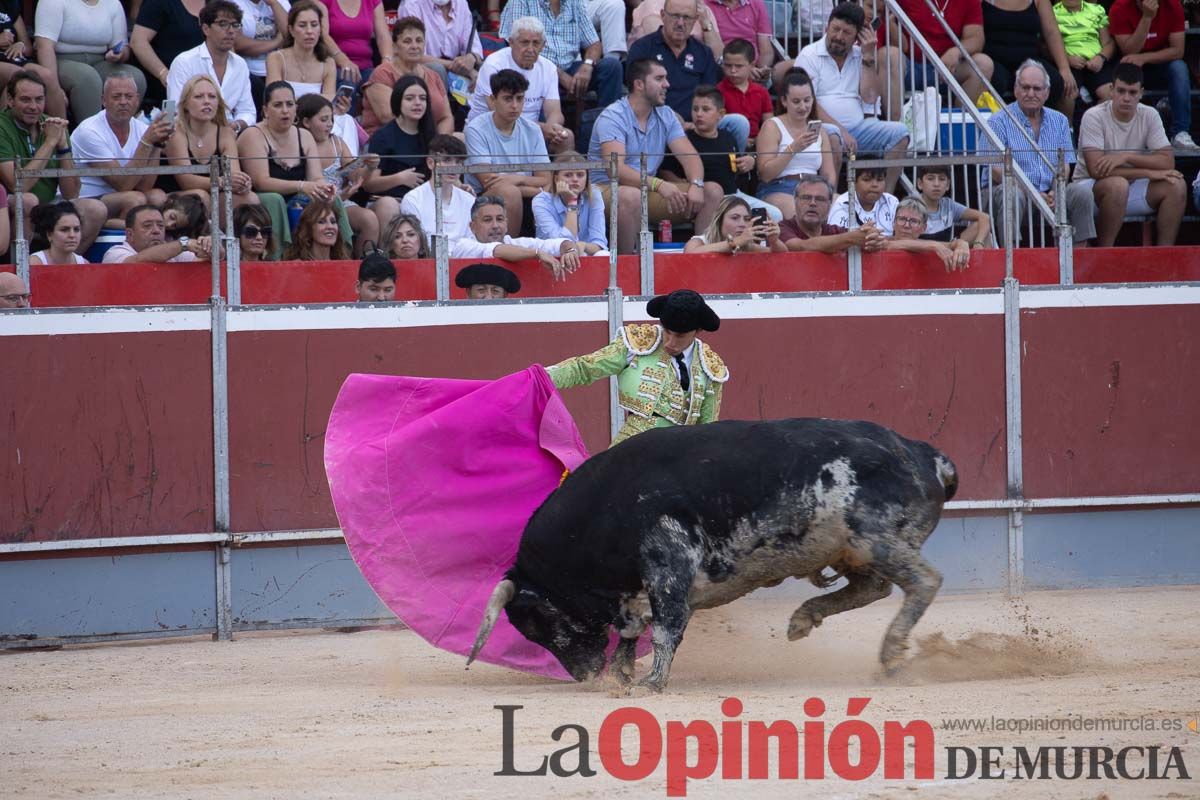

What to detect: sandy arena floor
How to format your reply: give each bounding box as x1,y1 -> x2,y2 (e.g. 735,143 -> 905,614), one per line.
3,585 -> 1199,799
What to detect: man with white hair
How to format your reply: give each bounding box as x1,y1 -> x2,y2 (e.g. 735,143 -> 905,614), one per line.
980,59 -> 1096,246
70,75 -> 173,227
468,16 -> 574,153
500,0 -> 623,109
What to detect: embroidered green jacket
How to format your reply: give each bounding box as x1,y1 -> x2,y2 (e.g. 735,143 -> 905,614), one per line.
547,323 -> 730,445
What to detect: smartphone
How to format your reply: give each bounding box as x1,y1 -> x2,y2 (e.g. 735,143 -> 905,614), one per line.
871,16 -> 883,31
112,40 -> 126,55
336,157 -> 363,179
161,99 -> 176,127
752,208 -> 769,227
808,120 -> 823,132
336,84 -> 355,102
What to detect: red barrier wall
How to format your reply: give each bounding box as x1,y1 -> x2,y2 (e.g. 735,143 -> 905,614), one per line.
226,322 -> 612,532
0,331 -> 215,542
1020,304 -> 1200,497
8,246 -> 1200,308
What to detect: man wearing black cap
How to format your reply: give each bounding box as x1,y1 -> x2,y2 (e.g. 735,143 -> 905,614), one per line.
455,263 -> 522,299
356,253 -> 397,302
547,289 -> 729,445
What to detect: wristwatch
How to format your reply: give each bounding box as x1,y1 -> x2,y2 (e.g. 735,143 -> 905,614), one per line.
582,58 -> 595,67
179,236 -> 191,252
691,179 -> 704,188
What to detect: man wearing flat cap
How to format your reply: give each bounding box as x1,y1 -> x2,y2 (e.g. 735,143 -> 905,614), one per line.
547,288 -> 729,445
456,263 -> 522,299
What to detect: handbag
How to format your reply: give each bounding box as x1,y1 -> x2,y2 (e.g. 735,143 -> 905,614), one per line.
901,86 -> 939,153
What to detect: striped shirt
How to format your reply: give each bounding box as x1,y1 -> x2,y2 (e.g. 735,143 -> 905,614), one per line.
981,102 -> 1075,191
499,0 -> 599,69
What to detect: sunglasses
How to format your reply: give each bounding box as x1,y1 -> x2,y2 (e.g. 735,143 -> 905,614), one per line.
238,225 -> 272,239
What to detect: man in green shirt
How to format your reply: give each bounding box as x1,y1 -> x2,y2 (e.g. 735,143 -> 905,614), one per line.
547,289 -> 729,446
0,71 -> 107,253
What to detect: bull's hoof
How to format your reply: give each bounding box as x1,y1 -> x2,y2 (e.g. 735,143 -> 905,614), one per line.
787,609 -> 823,641
607,661 -> 635,686
880,638 -> 909,673
625,678 -> 665,697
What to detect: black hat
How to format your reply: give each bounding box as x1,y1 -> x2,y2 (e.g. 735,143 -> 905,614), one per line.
646,289 -> 719,333
455,263 -> 521,294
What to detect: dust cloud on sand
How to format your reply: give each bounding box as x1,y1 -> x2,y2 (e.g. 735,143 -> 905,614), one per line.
4,586 -> 1199,800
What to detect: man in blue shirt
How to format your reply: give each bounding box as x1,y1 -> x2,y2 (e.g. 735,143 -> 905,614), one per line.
981,60 -> 1096,245
588,58 -> 723,252
626,0 -> 751,151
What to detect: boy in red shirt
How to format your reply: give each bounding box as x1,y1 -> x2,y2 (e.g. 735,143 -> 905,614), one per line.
717,39 -> 773,146
1108,0 -> 1195,147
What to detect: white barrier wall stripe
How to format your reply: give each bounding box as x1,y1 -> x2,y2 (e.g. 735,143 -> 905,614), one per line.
0,308 -> 211,336
226,300 -> 611,332
1019,284 -> 1200,309
1,285 -> 1197,336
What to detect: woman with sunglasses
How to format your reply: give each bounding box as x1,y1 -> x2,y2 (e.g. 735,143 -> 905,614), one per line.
233,204 -> 275,261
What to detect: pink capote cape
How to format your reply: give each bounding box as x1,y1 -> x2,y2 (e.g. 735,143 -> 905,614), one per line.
324,365 -> 587,680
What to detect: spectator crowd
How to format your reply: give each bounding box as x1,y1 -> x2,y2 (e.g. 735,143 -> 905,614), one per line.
0,0 -> 1197,287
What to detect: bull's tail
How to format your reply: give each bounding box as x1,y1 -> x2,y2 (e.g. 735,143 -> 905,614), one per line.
934,453 -> 958,502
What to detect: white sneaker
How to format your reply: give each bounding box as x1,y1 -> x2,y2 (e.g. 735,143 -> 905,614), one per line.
1172,131 -> 1200,149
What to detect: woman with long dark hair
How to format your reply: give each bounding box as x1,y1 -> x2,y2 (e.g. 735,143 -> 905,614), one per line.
362,74 -> 436,235
755,69 -> 837,222
29,201 -> 87,265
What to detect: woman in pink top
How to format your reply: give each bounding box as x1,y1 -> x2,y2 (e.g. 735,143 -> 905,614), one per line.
323,0 -> 393,82
361,16 -> 453,135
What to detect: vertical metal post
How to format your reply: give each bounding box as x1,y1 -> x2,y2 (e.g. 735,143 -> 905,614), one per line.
14,161 -> 28,285
1003,275 -> 1025,595
846,155 -> 862,293
1055,150 -> 1073,286
211,297 -> 230,532
1002,153 -> 1014,280
209,160 -> 222,299
606,286 -> 624,443
214,543 -> 233,641
607,153 -> 618,290
638,153 -> 653,295
219,157 -> 241,305
433,163 -> 449,300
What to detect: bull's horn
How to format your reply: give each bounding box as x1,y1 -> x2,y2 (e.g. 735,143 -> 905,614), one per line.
467,579 -> 516,667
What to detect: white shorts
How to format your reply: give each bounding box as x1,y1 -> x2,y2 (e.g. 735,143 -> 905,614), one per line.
1075,177 -> 1154,217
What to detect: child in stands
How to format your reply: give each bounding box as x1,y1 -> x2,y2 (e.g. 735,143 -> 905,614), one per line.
915,164 -> 992,247
717,38 -> 773,147
1053,0 -> 1116,120
828,163 -> 899,235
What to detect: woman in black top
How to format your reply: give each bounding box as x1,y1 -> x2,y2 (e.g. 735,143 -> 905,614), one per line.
0,0 -> 67,116
982,0 -> 1076,107
238,81 -> 336,204
131,0 -> 205,103
361,74 -> 436,236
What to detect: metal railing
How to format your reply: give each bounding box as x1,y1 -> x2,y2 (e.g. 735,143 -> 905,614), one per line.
878,0 -> 1073,271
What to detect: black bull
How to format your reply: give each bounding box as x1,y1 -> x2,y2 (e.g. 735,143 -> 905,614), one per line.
468,418 -> 959,691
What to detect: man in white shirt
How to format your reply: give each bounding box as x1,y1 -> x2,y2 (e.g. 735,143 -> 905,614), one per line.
102,204 -> 213,263
167,0 -> 257,132
72,75 -> 173,227
467,17 -> 573,152
450,194 -> 577,280
795,2 -> 908,191
398,135 -> 477,246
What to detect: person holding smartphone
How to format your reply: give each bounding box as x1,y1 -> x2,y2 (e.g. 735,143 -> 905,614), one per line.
754,70 -> 837,222
683,195 -> 785,253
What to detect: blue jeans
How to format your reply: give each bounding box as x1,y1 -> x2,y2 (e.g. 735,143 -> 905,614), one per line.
566,57 -> 623,107
1141,60 -> 1191,137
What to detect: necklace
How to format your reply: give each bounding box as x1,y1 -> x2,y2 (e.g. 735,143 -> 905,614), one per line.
288,50 -> 323,84
934,0 -> 951,15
